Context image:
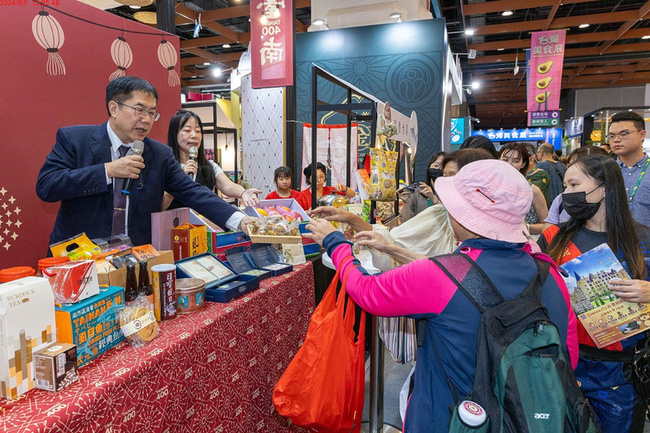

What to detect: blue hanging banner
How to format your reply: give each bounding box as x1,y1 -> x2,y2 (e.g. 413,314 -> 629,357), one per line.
472,127 -> 562,149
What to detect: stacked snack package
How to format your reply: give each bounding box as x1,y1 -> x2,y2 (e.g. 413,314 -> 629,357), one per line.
118,295 -> 159,348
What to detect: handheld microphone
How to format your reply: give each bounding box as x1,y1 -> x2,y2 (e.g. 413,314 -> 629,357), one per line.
122,140 -> 145,195
188,146 -> 198,181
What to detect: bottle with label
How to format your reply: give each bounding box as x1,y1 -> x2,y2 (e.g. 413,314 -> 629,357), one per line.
125,264 -> 139,306
138,261 -> 154,305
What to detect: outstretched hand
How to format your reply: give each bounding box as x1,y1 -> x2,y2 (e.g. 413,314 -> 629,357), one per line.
354,230 -> 389,252
304,218 -> 337,246
240,188 -> 262,208
308,206 -> 351,223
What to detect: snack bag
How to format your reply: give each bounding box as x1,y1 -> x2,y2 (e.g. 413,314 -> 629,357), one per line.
118,295 -> 158,348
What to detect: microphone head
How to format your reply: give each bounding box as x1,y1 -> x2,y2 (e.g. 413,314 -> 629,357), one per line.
189,146 -> 198,160
131,140 -> 145,156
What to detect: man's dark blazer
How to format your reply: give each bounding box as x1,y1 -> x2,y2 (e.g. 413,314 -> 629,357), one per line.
36,122 -> 239,246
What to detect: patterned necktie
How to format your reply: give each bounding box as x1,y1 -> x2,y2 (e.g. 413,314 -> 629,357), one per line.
111,145 -> 130,236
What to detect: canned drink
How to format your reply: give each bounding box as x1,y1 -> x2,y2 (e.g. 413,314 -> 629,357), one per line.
457,400 -> 487,428
151,264 -> 177,321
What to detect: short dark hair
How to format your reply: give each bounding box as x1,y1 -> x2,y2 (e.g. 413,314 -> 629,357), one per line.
303,162 -> 327,185
442,148 -> 493,172
459,135 -> 498,158
611,111 -> 645,132
274,166 -> 292,183
106,76 -> 158,116
498,142 -> 530,175
567,145 -> 608,165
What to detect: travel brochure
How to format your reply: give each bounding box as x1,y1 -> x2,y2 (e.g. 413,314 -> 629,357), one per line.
560,243 -> 650,348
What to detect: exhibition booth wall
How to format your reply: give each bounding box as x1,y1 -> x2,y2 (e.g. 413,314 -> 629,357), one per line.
0,3 -> 181,268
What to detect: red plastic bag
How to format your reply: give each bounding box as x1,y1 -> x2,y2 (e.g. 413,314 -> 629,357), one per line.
273,262 -> 366,432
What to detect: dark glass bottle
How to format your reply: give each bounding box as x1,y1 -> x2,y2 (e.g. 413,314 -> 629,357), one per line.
125,264 -> 138,306
138,261 -> 154,305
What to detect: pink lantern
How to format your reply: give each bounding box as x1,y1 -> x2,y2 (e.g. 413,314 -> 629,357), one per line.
157,39 -> 180,87
109,35 -> 133,81
32,10 -> 66,76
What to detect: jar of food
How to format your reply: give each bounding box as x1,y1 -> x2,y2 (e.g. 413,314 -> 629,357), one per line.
175,278 -> 206,314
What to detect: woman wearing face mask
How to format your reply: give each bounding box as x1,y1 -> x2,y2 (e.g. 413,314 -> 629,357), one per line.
399,152 -> 446,222
538,154 -> 650,433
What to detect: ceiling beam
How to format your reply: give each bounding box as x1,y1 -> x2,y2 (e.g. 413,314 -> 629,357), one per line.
464,0 -> 603,16
598,0 -> 650,53
181,52 -> 244,68
180,36 -> 232,49
543,0 -> 562,31
472,11 -> 638,37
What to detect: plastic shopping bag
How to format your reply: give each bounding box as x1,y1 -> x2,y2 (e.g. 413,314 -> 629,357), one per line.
273,261 -> 365,433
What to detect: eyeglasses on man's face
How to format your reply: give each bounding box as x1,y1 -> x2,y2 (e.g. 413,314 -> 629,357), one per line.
606,130 -> 639,142
118,102 -> 160,121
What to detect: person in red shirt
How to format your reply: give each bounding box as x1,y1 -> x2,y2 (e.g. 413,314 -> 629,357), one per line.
297,162 -> 354,210
265,166 -> 301,201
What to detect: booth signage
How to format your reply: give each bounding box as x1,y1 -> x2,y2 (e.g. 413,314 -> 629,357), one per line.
530,110 -> 560,127
527,29 -> 566,127
250,0 -> 294,88
472,128 -> 563,149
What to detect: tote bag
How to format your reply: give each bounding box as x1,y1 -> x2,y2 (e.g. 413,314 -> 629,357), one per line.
273,261 -> 366,433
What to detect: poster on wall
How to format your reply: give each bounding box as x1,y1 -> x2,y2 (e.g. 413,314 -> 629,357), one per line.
527,29 -> 566,127
250,0 -> 294,88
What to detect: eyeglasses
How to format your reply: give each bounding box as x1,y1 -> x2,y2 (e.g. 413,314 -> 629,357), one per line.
118,102 -> 160,121
606,130 -> 639,141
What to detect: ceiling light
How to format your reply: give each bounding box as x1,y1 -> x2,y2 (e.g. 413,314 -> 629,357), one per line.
212,68 -> 222,77
642,35 -> 650,40
497,48 -> 504,51
203,62 -> 210,66
502,10 -> 513,16
312,18 -> 325,26
465,28 -> 475,36
389,12 -> 401,19
579,23 -> 590,29
222,44 -> 231,48
471,81 -> 480,90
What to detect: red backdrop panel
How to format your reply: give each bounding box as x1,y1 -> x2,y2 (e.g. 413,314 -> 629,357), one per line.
0,3 -> 181,268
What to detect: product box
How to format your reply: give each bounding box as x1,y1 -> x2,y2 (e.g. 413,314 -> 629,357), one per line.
244,198 -> 310,221
172,223 -> 208,261
33,343 -> 78,392
42,260 -> 100,304
97,250 -> 174,288
225,247 -> 272,281
299,222 -> 321,257
0,277 -> 56,399
175,253 -> 238,288
151,207 -> 191,251
248,244 -> 293,277
55,286 -> 125,367
204,274 -> 260,303
214,230 -> 250,248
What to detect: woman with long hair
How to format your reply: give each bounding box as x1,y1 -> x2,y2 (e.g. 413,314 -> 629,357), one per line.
164,109 -> 261,209
538,154 -> 650,433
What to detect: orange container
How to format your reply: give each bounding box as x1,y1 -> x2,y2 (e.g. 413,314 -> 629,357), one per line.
0,266 -> 36,283
37,256 -> 70,273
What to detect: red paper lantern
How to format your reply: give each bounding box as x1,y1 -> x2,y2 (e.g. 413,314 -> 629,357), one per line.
32,10 -> 66,76
109,36 -> 133,81
157,39 -> 180,87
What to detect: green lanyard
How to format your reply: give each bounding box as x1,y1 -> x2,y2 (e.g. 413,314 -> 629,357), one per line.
628,157 -> 650,205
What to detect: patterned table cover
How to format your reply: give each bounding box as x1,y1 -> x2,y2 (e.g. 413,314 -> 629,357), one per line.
1,263 -> 314,433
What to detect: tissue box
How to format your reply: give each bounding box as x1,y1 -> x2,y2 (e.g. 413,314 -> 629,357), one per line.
55,286 -> 125,367
42,260 -> 99,304
33,343 -> 78,392
0,277 -> 56,399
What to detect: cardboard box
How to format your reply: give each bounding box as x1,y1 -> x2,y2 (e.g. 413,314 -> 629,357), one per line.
0,277 -> 56,399
172,223 -> 208,261
33,343 -> 78,392
55,286 -> 125,367
97,250 -> 174,288
42,260 -> 100,304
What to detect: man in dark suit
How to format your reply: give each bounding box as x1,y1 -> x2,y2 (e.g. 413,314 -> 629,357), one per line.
36,76 -> 253,247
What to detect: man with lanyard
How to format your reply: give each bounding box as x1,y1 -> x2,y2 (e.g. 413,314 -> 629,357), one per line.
609,111 -> 649,228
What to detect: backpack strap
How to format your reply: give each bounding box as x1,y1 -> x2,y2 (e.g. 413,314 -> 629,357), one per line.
426,252 -> 551,405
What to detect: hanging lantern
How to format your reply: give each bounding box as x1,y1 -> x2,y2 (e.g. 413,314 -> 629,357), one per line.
109,35 -> 133,81
157,39 -> 180,87
32,10 -> 66,76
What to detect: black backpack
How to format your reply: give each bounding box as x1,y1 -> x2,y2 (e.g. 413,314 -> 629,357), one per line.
429,253 -> 601,433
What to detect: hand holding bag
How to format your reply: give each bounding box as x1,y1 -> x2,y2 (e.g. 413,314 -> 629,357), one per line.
273,259 -> 366,433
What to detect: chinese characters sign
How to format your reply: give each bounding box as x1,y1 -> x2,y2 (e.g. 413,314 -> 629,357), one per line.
472,128 -> 562,149
250,0 -> 294,88
527,29 -> 566,127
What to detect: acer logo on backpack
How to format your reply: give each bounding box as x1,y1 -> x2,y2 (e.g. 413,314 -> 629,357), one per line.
535,413 -> 550,420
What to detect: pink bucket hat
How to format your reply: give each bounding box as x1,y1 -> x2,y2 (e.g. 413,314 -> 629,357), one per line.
434,159 -> 532,243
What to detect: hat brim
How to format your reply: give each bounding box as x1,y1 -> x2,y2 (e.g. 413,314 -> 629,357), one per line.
435,176 -> 529,243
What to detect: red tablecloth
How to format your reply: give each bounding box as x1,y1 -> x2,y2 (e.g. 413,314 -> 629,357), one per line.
1,263 -> 314,433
